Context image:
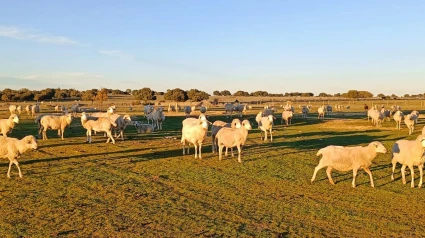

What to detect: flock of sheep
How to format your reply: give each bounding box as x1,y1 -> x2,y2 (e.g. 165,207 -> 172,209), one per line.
0,101 -> 424,190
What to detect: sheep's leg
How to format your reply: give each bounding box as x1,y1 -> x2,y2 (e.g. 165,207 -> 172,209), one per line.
311,164 -> 323,183
13,159 -> 22,178
7,160 -> 13,178
326,167 -> 335,185
231,147 -> 234,157
264,130 -> 268,141
364,167 -> 374,188
352,168 -> 358,188
43,129 -> 48,140
391,159 -> 397,181
182,141 -> 186,155
212,136 -> 216,154
194,144 -> 198,159
237,144 -> 242,163
218,145 -> 223,161
408,165 -> 415,188
107,131 -> 115,144
87,130 -> 92,143
269,129 -> 273,142
225,147 -> 228,157
198,143 -> 202,159
401,164 -> 407,184
418,164 -> 424,188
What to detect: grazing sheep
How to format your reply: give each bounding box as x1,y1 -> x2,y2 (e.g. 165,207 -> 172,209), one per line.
311,141 -> 387,188
9,105 -> 17,115
224,103 -> 236,117
301,106 -> 309,118
80,112 -> 117,144
31,104 -> 40,118
184,106 -> 192,118
0,114 -> 20,137
393,111 -> 404,130
16,106 -> 22,115
391,135 -> 425,188
109,114 -> 132,140
39,114 -> 73,140
181,116 -> 210,159
91,106 -> 115,118
211,119 -> 242,153
259,115 -> 274,142
0,135 -> 38,178
25,105 -> 32,116
281,111 -> 293,126
133,121 -> 155,134
404,114 -> 417,135
215,119 -> 252,163
318,106 -> 325,120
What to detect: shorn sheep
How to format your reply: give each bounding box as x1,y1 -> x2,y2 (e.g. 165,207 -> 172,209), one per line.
391,135 -> 425,188
281,111 -> 293,126
258,115 -> 274,142
393,110 -> 404,130
181,116 -> 209,159
211,119 -> 242,153
318,106 -> 325,120
80,112 -> 117,144
0,135 -> 38,178
0,114 -> 20,137
109,114 -> 132,140
404,114 -> 417,135
311,141 -> 387,188
215,119 -> 252,163
39,114 -> 73,140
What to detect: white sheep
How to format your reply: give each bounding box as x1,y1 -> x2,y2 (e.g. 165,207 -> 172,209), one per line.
391,135 -> 425,188
16,105 -> 22,115
317,106 -> 325,120
184,106 -> 192,118
9,105 -> 17,115
110,114 -> 132,140
90,106 -> 115,118
0,135 -> 38,178
181,116 -> 209,159
311,141 -> 387,188
371,110 -> 384,128
39,114 -> 73,140
281,111 -> 293,126
0,114 -> 20,137
152,109 -> 165,130
80,112 -> 117,144
411,110 -> 420,124
211,119 -> 242,153
133,121 -> 155,134
25,105 -> 32,116
404,114 -> 416,135
259,115 -> 274,142
393,110 -> 404,130
215,119 -> 252,163
31,104 -> 40,118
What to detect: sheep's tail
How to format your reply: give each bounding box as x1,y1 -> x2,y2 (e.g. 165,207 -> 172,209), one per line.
316,148 -> 325,157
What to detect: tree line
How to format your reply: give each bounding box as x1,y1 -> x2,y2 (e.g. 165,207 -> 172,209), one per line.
1,88 -> 424,103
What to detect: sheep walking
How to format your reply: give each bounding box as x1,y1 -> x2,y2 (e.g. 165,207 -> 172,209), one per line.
80,112 -> 117,144
311,141 -> 387,188
0,114 -> 20,137
215,119 -> 252,163
393,111 -> 404,130
181,116 -> 209,159
391,135 -> 425,188
0,135 -> 38,178
404,114 -> 417,135
281,111 -> 293,126
39,114 -> 74,140
317,106 -> 325,120
259,115 -> 274,142
109,114 -> 132,140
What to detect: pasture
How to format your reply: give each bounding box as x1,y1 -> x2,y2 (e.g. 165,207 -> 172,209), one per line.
0,98 -> 425,237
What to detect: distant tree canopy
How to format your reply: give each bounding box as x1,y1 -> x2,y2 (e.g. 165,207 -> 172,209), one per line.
250,91 -> 269,97
96,88 -> 109,106
132,87 -> 156,102
186,89 -> 209,102
81,89 -> 97,101
213,90 -> 220,96
164,88 -> 188,102
220,90 -> 232,96
318,92 -> 331,97
233,90 -> 249,96
342,90 -> 373,98
284,92 -> 314,97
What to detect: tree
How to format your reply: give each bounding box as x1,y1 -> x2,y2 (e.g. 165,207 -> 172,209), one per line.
133,87 -> 156,102
213,90 -> 221,96
220,90 -> 231,96
318,92 -> 330,97
404,94 -> 410,98
186,89 -> 209,101
377,93 -> 385,98
233,90 -> 249,96
81,90 -> 97,101
164,88 -> 188,102
96,88 -> 109,108
126,89 -> 132,95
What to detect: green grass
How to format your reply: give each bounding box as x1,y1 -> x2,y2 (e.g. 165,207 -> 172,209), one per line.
0,101 -> 424,237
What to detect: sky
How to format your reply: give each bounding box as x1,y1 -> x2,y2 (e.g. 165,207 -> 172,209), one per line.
1,0 -> 425,96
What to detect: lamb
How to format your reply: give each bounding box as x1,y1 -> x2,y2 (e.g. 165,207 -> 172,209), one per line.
0,135 -> 38,178
16,106 -> 22,115
259,115 -> 274,142
301,106 -> 309,118
317,106 -> 325,120
109,114 -> 132,140
391,135 -> 425,188
393,110 -> 404,130
211,119 -> 242,153
215,119 -> 252,163
9,105 -> 17,115
281,110 -> 293,126
90,106 -> 115,118
311,141 -> 387,188
0,114 -> 20,137
404,114 -> 417,135
39,114 -> 73,140
31,104 -> 40,118
133,121 -> 155,134
25,105 -> 32,116
181,116 -> 210,159
80,112 -> 117,144
184,106 -> 192,118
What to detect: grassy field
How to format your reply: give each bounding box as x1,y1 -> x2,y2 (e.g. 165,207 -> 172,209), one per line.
0,98 -> 425,237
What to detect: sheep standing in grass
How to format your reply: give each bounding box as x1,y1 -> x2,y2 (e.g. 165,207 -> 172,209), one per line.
381,108 -> 391,122
9,105 -> 17,115
181,116 -> 209,159
215,119 -> 252,163
301,106 -> 309,118
259,115 -> 274,142
281,111 -> 293,126
318,106 -> 325,120
80,112 -> 117,144
110,114 -> 132,140
25,105 -> 32,116
311,141 -> 387,188
404,114 -> 417,135
0,135 -> 38,178
31,104 -> 40,118
133,121 -> 155,134
411,111 -> 420,124
91,106 -> 115,118
393,111 -> 404,130
39,114 -> 73,140
0,114 -> 20,137
211,119 -> 241,153
372,110 -> 384,128
224,103 -> 236,117
391,135 -> 425,188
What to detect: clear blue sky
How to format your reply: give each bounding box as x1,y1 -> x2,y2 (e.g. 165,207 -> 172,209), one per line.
1,1 -> 424,96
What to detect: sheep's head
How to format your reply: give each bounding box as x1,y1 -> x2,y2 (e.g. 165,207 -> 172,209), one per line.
65,114 -> 73,123
417,135 -> 425,147
231,118 -> 242,129
199,119 -> 209,130
81,112 -> 88,121
370,141 -> 387,154
107,107 -> 115,114
268,115 -> 274,122
10,114 -> 19,124
23,135 -> 38,150
123,114 -> 132,122
242,120 -> 252,130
